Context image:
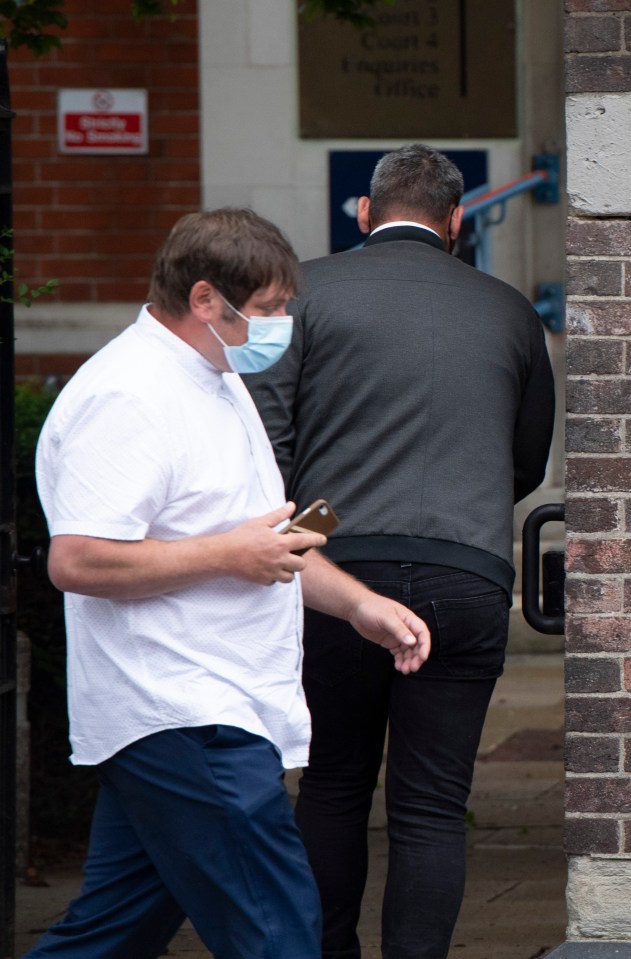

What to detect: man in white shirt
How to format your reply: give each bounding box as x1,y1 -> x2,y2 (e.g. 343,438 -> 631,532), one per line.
27,208 -> 430,959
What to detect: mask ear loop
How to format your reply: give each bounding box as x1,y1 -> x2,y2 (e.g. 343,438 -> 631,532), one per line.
217,292 -> 250,324
207,292 -> 251,348
207,321 -> 229,348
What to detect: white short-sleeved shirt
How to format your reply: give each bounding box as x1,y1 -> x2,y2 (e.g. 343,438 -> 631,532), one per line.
36,306 -> 310,768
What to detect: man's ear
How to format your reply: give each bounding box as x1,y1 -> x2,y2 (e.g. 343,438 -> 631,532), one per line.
189,280 -> 220,323
357,196 -> 371,235
449,204 -> 465,244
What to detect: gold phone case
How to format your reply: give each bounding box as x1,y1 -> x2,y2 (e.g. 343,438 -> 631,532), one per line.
283,499 -> 340,537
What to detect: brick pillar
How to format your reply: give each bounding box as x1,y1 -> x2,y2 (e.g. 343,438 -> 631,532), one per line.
561,0 -> 631,952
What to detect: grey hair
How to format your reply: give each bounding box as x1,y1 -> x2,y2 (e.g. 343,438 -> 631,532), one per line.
369,144 -> 465,226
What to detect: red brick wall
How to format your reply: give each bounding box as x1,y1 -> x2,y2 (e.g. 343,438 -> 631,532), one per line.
564,0 -> 631,859
10,0 -> 200,306
14,351 -> 92,386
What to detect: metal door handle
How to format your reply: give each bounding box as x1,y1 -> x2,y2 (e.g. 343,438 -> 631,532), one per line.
522,503 -> 565,635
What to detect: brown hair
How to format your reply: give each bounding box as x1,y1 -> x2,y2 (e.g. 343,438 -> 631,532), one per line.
148,208 -> 300,316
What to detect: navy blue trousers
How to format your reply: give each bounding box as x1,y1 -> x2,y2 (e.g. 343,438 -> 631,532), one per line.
23,725 -> 321,959
295,562 -> 509,959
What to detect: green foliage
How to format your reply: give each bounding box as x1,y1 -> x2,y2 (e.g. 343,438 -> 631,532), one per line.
15,382 -> 56,479
0,0 -> 388,57
16,382 -> 98,842
465,809 -> 477,830
0,0 -> 67,56
301,0 -> 397,29
0,0 -> 188,55
0,228 -> 59,307
131,0 -> 183,21
14,278 -> 59,306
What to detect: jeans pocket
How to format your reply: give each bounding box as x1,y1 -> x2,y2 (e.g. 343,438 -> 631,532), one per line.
430,589 -> 508,679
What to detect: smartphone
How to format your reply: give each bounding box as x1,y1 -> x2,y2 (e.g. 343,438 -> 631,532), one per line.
281,499 -> 340,538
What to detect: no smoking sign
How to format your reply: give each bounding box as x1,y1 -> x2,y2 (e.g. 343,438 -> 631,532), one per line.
58,89 -> 148,155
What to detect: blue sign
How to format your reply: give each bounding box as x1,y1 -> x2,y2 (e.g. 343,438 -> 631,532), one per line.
329,149 -> 488,260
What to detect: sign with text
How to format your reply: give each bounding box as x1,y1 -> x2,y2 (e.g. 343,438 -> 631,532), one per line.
298,0 -> 516,138
58,89 -> 148,155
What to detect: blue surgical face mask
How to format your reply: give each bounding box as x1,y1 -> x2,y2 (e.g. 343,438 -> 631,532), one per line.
207,294 -> 293,374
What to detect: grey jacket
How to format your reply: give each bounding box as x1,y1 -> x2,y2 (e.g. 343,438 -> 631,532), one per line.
245,226 -> 555,596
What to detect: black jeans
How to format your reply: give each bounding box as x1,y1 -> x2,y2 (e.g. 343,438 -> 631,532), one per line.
295,562 -> 509,959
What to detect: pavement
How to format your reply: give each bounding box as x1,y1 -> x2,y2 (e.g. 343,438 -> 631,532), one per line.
14,650 -> 567,959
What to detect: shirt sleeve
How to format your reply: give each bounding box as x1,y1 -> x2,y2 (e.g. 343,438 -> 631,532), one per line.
37,390 -> 171,540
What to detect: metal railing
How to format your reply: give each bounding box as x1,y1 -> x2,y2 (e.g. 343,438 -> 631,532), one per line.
460,153 -> 563,332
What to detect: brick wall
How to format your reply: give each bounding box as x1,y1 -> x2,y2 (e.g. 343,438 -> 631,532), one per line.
564,0 -> 631,937
10,0 -> 200,379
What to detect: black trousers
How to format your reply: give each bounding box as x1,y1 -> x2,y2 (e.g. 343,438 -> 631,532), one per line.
295,562 -> 509,959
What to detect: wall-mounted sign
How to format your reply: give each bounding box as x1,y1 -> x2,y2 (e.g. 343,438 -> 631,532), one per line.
58,89 -> 148,155
298,0 -> 516,139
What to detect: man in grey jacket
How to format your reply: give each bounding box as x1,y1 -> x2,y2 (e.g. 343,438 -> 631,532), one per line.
246,144 -> 555,959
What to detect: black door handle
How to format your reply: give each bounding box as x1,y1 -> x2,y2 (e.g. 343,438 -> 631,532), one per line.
521,503 -> 565,635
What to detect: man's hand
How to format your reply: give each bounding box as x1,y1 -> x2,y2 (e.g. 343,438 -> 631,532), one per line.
349,596 -> 431,674
218,502 -> 327,585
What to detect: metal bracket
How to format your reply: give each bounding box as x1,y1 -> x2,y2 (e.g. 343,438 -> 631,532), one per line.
532,152 -> 560,204
534,282 -> 564,333
461,152 -> 560,221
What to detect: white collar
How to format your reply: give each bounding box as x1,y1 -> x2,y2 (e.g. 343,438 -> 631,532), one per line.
370,221 -> 441,239
136,304 -> 225,395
